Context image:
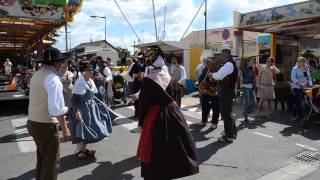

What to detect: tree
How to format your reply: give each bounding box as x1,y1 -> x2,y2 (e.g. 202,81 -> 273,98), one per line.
44,31 -> 60,44
117,47 -> 130,66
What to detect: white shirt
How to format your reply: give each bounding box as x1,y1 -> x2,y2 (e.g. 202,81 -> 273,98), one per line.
43,73 -> 68,116
103,66 -> 113,82
126,64 -> 134,83
170,64 -> 187,84
212,62 -> 234,80
4,61 -> 12,74
179,65 -> 187,84
195,64 -> 205,80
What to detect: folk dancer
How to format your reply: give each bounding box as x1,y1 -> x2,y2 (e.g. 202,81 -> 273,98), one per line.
27,47 -> 71,180
135,46 -> 199,180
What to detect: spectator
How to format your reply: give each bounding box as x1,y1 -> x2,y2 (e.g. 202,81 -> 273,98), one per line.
129,54 -> 146,118
274,73 -> 291,111
195,58 -> 207,81
4,58 -> 13,75
240,58 -> 256,122
170,56 -> 186,108
102,59 -> 113,106
291,57 -> 313,122
256,57 -> 280,118
60,65 -> 74,109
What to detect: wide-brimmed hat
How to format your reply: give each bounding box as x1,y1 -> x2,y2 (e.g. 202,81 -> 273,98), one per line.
42,47 -> 70,63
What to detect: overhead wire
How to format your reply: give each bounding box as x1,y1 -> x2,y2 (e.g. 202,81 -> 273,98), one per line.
180,0 -> 206,41
152,0 -> 159,42
113,0 -> 142,44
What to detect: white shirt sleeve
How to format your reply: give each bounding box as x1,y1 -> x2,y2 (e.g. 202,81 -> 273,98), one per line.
178,66 -> 187,84
212,62 -> 234,80
44,74 -> 68,116
103,67 -> 113,82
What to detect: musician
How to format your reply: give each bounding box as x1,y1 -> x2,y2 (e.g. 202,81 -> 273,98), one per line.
198,57 -> 220,129
170,56 -> 187,108
208,48 -> 238,143
129,53 -> 146,118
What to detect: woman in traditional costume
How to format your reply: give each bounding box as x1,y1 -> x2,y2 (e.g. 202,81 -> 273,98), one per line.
134,46 -> 199,180
69,63 -> 116,160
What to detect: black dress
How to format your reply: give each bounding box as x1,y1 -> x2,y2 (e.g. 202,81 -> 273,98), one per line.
138,77 -> 199,180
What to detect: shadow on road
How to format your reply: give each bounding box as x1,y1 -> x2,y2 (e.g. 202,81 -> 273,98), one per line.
7,153 -> 99,180
0,131 -> 30,144
0,100 -> 28,117
77,156 -> 139,180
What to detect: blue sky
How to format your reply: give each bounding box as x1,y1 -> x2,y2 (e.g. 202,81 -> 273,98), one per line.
54,0 -> 306,52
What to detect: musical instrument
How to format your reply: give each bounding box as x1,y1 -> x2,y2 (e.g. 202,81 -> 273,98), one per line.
198,70 -> 218,96
198,60 -> 220,96
137,72 -> 144,82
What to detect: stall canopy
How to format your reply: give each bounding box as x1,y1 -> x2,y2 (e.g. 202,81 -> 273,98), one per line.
235,0 -> 320,39
133,41 -> 190,52
0,0 -> 82,52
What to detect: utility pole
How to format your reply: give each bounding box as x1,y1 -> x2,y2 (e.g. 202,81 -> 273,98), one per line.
204,0 -> 207,49
65,24 -> 68,52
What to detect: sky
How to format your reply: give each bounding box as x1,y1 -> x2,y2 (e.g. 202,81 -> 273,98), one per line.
53,0 -> 306,52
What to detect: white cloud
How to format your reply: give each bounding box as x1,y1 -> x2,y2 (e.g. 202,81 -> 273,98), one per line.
54,0 -> 306,52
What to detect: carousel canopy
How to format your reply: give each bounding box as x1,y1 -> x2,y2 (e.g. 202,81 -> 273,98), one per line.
0,0 -> 82,52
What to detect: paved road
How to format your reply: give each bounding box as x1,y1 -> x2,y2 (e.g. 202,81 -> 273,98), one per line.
1,98 -> 320,180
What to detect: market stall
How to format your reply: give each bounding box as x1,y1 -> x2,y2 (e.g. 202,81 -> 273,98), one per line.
234,0 -> 320,80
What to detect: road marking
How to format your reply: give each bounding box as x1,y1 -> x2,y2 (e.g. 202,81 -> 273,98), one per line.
257,162 -> 317,180
113,112 -> 138,131
11,118 -> 36,153
237,117 -> 255,121
295,143 -> 318,151
253,132 -> 273,139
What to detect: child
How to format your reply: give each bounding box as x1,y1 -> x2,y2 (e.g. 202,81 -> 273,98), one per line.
274,73 -> 292,111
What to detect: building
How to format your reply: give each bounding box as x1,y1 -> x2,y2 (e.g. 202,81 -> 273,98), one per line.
73,40 -> 119,65
182,28 -> 260,57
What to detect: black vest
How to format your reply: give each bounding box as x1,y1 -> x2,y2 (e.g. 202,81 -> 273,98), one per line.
219,59 -> 238,90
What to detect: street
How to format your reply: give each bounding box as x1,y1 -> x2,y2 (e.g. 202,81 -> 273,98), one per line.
1,94 -> 320,180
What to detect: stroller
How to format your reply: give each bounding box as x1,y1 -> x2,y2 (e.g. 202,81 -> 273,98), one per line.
113,73 -> 127,104
303,86 -> 320,126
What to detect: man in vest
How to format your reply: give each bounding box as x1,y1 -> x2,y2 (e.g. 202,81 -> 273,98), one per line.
27,47 -> 71,180
209,47 -> 238,143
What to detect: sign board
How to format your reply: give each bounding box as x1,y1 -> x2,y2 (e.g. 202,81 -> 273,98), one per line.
0,0 -> 65,21
222,29 -> 230,40
240,1 -> 320,28
257,34 -> 271,64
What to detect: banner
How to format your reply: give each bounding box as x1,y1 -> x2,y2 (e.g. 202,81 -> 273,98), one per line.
0,0 -> 65,21
240,1 -> 320,28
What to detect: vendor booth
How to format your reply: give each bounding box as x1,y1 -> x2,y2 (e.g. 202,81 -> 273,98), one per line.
234,0 -> 320,80
133,41 -> 191,78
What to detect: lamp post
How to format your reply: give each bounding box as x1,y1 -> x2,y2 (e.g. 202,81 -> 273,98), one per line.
90,15 -> 107,48
67,31 -> 71,50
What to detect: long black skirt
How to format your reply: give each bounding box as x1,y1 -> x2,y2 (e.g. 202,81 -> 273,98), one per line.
141,102 -> 199,179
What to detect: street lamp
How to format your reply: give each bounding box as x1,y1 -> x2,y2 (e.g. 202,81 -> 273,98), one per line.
67,31 -> 71,50
90,15 -> 107,48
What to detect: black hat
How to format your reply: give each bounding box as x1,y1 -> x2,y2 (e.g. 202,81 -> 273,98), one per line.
42,47 -> 70,63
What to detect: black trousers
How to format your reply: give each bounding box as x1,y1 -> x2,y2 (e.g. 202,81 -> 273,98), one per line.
27,120 -> 60,180
201,94 -> 220,124
219,89 -> 237,138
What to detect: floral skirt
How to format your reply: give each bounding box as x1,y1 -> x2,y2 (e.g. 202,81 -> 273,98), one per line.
257,85 -> 275,99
